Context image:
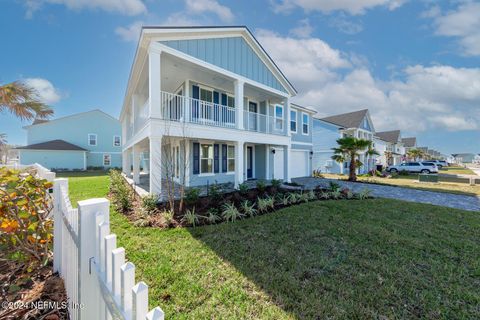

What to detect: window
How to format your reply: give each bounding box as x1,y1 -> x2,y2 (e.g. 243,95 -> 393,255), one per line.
103,154 -> 111,166
113,135 -> 121,147
227,145 -> 235,172
200,144 -> 214,174
290,110 -> 297,133
227,96 -> 235,108
302,113 -> 309,134
88,134 -> 97,146
275,105 -> 283,130
200,88 -> 213,102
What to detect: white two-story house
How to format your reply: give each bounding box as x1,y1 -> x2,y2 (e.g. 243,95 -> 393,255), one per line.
119,26 -> 315,194
312,109 -> 376,174
374,130 -> 405,166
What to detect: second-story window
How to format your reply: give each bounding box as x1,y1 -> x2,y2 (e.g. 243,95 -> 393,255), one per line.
275,105 -> 283,130
290,110 -> 297,133
88,134 -> 97,146
302,113 -> 309,135
113,135 -> 121,147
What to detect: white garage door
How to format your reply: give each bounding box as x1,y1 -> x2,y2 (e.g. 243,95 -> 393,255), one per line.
290,150 -> 309,178
273,148 -> 284,180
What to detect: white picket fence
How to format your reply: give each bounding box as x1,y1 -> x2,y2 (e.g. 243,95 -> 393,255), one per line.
52,177 -> 165,320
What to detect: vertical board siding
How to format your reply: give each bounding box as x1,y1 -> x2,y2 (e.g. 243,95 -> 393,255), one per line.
161,37 -> 288,93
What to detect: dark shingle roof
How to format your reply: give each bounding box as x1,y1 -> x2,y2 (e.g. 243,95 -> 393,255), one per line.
16,140 -> 87,151
320,109 -> 368,128
401,137 -> 416,147
32,119 -> 49,125
376,130 -> 401,143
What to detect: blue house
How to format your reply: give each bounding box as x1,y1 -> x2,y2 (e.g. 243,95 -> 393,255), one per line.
17,110 -> 122,170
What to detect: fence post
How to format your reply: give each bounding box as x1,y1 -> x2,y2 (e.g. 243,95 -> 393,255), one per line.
53,178 -> 68,273
132,282 -> 149,320
147,307 -> 165,320
77,198 -> 110,320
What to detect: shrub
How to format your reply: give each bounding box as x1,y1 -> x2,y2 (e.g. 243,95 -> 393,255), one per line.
298,192 -> 310,203
141,194 -> 158,214
0,168 -> 53,264
209,182 -> 222,201
184,188 -> 200,206
238,182 -> 249,195
287,193 -> 299,204
256,180 -> 266,194
399,170 -> 409,176
240,200 -> 257,217
109,169 -> 134,213
161,209 -> 174,226
182,208 -> 199,227
319,192 -> 331,200
330,189 -> 342,199
328,181 -> 341,192
270,179 -> 281,189
312,169 -> 324,178
205,208 -> 221,224
358,188 -> 372,200
257,196 -> 275,213
222,202 -> 243,222
278,194 -> 290,206
307,190 -> 317,201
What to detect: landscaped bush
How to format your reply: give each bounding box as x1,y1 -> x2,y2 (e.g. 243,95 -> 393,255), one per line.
240,200 -> 257,217
270,179 -> 281,189
256,180 -> 266,194
328,181 -> 341,192
0,167 -> 53,264
238,182 -> 249,195
208,182 -> 222,201
182,208 -> 199,227
184,188 -> 200,206
399,170 -> 409,176
222,202 -> 243,222
141,194 -> 159,214
205,208 -> 221,224
109,169 -> 134,214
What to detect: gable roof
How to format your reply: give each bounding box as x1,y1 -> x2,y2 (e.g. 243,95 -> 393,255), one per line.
376,130 -> 401,143
401,137 -> 416,147
32,119 -> 49,125
319,109 -> 369,129
24,109 -> 118,129
16,139 -> 87,151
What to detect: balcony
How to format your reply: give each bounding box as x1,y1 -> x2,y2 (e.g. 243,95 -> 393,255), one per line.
159,91 -> 286,136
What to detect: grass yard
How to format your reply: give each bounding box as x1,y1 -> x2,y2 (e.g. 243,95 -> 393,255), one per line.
63,173 -> 480,319
322,173 -> 480,196
440,165 -> 476,176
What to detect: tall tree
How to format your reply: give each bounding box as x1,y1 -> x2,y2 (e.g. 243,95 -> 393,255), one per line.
407,148 -> 424,161
332,137 -> 374,182
0,81 -> 53,121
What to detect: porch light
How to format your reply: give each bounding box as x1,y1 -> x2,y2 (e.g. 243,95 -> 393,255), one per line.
271,149 -> 276,154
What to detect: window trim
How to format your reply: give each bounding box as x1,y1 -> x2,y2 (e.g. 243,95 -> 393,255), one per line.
199,143 -> 214,175
88,133 -> 97,146
227,144 -> 235,173
302,112 -> 309,135
103,153 -> 111,166
274,104 -> 284,131
113,135 -> 121,147
290,109 -> 297,133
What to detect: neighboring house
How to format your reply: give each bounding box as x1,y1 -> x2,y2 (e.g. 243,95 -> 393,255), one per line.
474,154 -> 480,164
17,110 -> 122,170
120,26 -> 316,194
312,109 -> 376,174
374,130 -> 404,166
401,137 -> 416,154
452,153 -> 476,164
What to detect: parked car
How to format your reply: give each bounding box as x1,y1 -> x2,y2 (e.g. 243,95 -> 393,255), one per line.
387,162 -> 439,174
433,160 -> 448,168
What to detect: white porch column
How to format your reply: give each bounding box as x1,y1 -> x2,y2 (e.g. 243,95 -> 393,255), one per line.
235,140 -> 245,188
283,144 -> 291,182
265,144 -> 270,180
131,94 -> 137,133
132,145 -> 141,184
149,136 -> 163,195
234,80 -> 244,130
148,49 -> 162,118
184,80 -> 190,123
284,97 -> 291,137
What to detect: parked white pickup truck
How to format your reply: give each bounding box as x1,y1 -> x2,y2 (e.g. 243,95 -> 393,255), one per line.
387,162 -> 439,174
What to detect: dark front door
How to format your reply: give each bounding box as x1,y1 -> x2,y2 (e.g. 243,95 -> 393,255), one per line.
247,146 -> 253,179
248,102 -> 258,131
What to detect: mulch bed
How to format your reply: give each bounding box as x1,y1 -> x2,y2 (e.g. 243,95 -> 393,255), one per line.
0,253 -> 69,320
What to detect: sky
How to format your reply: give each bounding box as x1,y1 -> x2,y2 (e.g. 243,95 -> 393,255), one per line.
0,0 -> 479,155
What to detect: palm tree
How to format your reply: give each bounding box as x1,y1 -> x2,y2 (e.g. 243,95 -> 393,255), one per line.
407,148 -> 424,161
0,81 -> 53,121
332,136 -> 374,182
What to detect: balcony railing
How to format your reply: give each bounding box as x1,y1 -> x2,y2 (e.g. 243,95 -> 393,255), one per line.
159,91 -> 286,135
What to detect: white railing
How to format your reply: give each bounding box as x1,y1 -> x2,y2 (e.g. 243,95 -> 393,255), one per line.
53,178 -> 164,320
160,91 -> 236,129
243,110 -> 285,135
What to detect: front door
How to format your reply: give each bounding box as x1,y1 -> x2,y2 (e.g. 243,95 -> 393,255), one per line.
247,146 -> 253,179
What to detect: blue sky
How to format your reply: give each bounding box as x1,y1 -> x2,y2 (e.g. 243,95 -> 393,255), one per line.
1,0 -> 479,154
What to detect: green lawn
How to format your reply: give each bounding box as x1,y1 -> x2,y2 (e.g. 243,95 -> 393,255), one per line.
440,165 -> 476,176
64,173 -> 480,319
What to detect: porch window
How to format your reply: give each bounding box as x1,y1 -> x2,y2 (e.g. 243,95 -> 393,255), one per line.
103,154 -> 111,166
113,135 -> 121,147
275,105 -> 283,130
88,134 -> 97,146
227,96 -> 235,108
302,113 -> 309,135
290,110 -> 297,133
227,145 -> 235,172
200,144 -> 214,174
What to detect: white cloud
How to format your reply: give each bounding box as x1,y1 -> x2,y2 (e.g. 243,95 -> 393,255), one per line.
328,13 -> 363,34
24,78 -> 62,104
24,0 -> 147,18
289,19 -> 314,38
185,0 -> 234,22
427,2 -> 480,56
271,0 -> 407,15
115,21 -> 144,42
256,31 -> 480,132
